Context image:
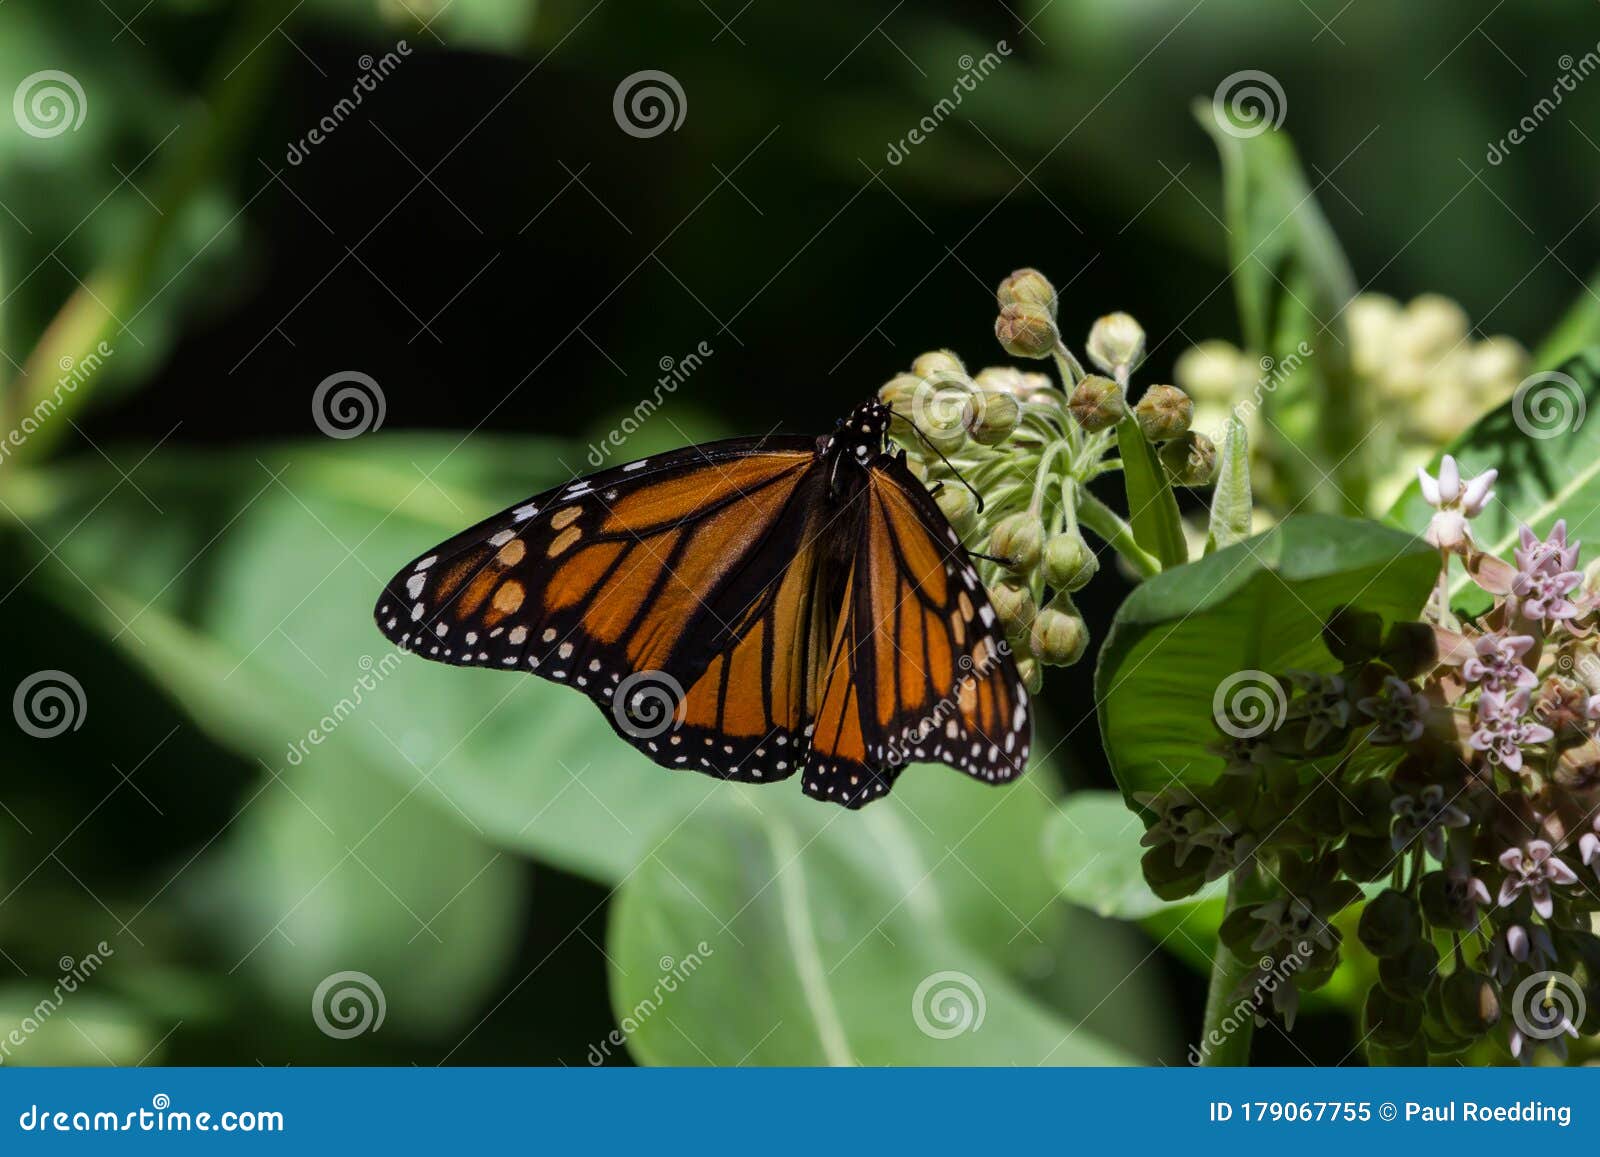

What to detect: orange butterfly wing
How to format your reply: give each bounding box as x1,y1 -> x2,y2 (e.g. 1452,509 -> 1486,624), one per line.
373,438 -> 836,780
802,459 -> 1032,808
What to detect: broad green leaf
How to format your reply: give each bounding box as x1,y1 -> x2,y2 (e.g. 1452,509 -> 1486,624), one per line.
1205,413 -> 1251,554
191,741 -> 526,1037
1116,416 -> 1187,570
1095,514 -> 1438,800
1198,103 -> 1364,514
608,780 -> 1138,1066
1045,790 -> 1224,920
32,433 -> 720,884
1387,349 -> 1600,615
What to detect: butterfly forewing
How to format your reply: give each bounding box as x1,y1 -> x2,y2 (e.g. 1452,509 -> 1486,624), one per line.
374,437 -> 831,777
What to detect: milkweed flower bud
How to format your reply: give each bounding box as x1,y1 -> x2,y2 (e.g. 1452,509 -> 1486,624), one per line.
1086,312 -> 1145,374
1015,656 -> 1043,694
879,372 -> 923,442
988,512 -> 1045,573
1067,374 -> 1126,432
1134,384 -> 1194,442
1158,431 -> 1217,487
994,302 -> 1058,359
996,268 -> 1058,317
1043,532 -> 1098,592
989,579 -> 1037,643
911,349 -> 967,381
1440,969 -> 1500,1036
962,389 -> 1021,445
1358,889 -> 1421,958
934,484 -> 978,538
1031,603 -> 1089,666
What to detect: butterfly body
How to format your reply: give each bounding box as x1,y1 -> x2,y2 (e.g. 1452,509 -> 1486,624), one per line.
374,400 -> 1031,808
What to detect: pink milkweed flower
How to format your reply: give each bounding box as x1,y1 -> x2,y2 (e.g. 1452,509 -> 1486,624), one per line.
1460,633 -> 1538,693
1468,688 -> 1553,772
1356,676 -> 1427,744
1418,455 -> 1497,553
1514,520 -> 1580,577
1497,840 -> 1578,919
1389,785 -> 1471,861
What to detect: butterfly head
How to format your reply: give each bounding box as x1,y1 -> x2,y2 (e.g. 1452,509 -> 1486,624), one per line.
823,399 -> 891,467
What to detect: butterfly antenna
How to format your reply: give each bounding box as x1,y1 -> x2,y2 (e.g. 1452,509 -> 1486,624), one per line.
890,410 -> 985,514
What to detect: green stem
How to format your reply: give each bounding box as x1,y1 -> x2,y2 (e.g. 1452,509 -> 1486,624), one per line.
1198,875 -> 1262,1066
1077,491 -> 1160,578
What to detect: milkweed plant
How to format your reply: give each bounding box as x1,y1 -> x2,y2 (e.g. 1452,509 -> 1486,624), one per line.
882,235 -> 1600,1066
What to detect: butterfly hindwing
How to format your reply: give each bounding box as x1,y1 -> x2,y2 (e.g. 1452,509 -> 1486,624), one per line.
801,456 -> 1032,808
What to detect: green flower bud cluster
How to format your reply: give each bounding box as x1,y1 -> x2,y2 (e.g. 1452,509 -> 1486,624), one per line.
1173,292 -> 1529,513
876,267 -> 1143,686
1138,526 -> 1600,1064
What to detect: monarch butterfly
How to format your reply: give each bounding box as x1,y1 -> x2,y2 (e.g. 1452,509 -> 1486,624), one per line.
372,399 -> 1031,808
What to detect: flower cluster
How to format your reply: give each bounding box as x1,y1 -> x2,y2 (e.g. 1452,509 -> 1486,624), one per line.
1175,293 -> 1528,513
1137,462 -> 1600,1062
880,268 -> 1214,685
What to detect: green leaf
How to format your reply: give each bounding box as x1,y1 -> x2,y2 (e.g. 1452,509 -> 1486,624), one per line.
1205,413 -> 1251,554
1045,790 -> 1224,920
0,991 -> 154,1066
1095,514 -> 1438,800
32,433 -> 722,884
1386,348 -> 1600,614
608,779 -> 1138,1066
1198,103 -> 1364,514
1116,416 -> 1187,570
192,751 -> 526,1037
